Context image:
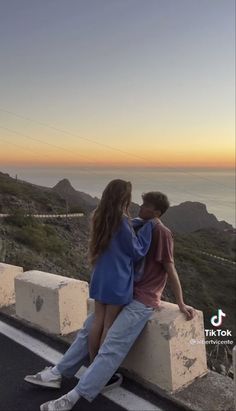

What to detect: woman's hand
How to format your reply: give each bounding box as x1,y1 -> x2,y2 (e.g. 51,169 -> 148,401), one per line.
178,303 -> 196,320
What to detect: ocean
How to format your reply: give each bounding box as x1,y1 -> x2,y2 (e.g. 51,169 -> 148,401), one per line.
2,166 -> 235,227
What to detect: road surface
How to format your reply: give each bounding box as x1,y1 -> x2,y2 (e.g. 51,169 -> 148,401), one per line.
0,313 -> 184,411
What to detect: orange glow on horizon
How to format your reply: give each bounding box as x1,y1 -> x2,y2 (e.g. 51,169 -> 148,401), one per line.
0,156 -> 234,169
0,132 -> 234,169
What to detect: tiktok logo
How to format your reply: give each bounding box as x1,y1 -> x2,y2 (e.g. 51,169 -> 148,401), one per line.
210,309 -> 226,327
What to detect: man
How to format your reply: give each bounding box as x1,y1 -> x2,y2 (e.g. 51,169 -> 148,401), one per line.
25,191 -> 196,411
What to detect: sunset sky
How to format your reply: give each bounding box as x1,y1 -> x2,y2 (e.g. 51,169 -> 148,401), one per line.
0,0 -> 235,168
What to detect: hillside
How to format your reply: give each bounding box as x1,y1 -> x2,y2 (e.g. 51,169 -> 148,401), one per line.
166,228 -> 235,333
0,213 -> 90,280
0,172 -> 233,233
1,212 -> 235,376
0,171 -> 235,376
0,172 -> 66,214
0,172 -> 98,215
163,229 -> 236,376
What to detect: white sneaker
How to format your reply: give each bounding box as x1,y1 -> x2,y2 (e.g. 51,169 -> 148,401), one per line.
24,366 -> 62,389
40,396 -> 73,411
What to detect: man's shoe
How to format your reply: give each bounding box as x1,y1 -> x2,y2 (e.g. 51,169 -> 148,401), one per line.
24,366 -> 62,389
102,373 -> 123,393
40,396 -> 73,411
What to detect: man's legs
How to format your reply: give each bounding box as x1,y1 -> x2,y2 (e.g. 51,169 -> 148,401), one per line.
75,300 -> 154,402
40,300 -> 154,410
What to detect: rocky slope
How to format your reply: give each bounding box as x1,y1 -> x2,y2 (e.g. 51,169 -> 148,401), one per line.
0,172 -> 99,215
161,201 -> 232,233
52,178 -> 99,212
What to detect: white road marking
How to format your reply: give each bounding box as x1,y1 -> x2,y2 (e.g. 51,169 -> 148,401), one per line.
0,320 -> 163,411
0,320 -> 62,364
75,366 -> 162,411
105,387 -> 163,410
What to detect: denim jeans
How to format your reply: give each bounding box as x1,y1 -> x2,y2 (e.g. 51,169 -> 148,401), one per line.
57,299 -> 155,402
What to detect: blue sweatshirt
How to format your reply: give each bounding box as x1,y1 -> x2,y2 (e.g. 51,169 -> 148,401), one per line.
89,216 -> 154,305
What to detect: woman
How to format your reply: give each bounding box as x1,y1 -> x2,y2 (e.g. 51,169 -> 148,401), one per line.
88,179 -> 154,362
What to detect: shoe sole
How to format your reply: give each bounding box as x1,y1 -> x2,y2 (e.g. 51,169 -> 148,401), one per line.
24,376 -> 61,389
102,373 -> 123,393
40,402 -> 50,411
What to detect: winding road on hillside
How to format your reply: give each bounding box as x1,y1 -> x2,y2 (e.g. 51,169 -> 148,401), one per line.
0,213 -> 84,218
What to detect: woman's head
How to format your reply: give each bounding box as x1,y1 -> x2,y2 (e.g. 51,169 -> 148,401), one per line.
100,179 -> 132,212
89,179 -> 132,265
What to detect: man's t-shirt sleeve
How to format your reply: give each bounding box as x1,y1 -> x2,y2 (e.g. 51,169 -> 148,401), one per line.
155,228 -> 174,263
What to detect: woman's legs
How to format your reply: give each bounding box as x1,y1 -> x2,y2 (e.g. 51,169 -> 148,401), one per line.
88,301 -> 106,363
100,304 -> 123,347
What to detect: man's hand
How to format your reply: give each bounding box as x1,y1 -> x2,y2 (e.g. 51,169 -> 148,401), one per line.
179,303 -> 196,321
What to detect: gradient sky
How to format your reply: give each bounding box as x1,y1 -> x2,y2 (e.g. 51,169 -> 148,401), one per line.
0,0 -> 235,167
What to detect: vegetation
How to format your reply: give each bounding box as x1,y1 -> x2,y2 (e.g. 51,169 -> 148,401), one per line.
1,213 -> 90,280
162,231 -> 236,376
0,172 -> 66,214
175,228 -> 236,262
68,205 -> 84,213
0,179 -> 21,196
5,211 -> 66,254
5,210 -> 38,227
168,230 -> 236,335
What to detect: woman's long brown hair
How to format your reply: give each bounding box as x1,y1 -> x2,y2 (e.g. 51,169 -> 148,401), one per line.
89,179 -> 132,265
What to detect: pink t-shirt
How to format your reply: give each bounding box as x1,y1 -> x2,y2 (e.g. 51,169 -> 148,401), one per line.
133,220 -> 174,308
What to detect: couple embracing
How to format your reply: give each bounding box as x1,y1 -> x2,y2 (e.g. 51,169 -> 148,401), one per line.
25,179 -> 196,411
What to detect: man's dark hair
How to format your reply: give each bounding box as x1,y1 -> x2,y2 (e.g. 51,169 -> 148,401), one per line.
142,191 -> 170,216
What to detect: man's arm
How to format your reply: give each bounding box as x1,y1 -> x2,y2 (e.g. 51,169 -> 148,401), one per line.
163,262 -> 196,320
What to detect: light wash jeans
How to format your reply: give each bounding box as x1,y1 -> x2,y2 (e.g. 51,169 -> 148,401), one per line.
57,299 -> 155,402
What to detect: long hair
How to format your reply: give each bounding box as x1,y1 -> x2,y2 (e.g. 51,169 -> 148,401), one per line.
89,179 -> 132,265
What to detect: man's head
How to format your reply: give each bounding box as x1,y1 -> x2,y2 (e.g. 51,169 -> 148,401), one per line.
139,191 -> 170,220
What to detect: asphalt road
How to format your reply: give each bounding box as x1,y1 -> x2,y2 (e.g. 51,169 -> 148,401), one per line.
0,314 -> 184,411
0,332 -> 127,411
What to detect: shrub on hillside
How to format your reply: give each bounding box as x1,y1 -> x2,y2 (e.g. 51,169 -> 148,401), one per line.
0,179 -> 21,195
69,205 -> 83,213
7,251 -> 42,272
13,224 -> 65,254
5,210 -> 39,228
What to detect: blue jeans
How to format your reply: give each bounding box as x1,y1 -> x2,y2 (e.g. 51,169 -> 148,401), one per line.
57,299 -> 155,402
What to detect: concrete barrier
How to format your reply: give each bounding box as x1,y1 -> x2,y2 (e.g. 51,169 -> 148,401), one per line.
15,270 -> 89,335
0,263 -> 23,307
87,297 -> 95,315
87,299 -> 207,393
122,301 -> 208,392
